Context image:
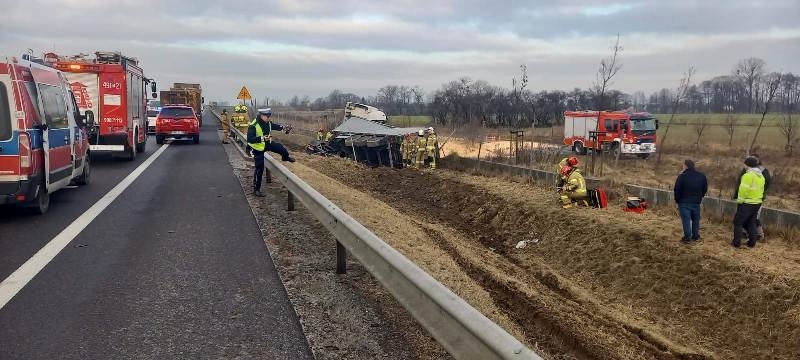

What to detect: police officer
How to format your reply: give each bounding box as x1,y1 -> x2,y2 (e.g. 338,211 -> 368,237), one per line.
247,108 -> 295,197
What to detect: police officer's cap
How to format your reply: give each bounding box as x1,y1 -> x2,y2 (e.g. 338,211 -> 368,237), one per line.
258,108 -> 272,116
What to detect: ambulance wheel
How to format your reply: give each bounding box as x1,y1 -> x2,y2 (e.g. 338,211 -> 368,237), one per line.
28,185 -> 50,215
156,135 -> 165,144
74,156 -> 91,185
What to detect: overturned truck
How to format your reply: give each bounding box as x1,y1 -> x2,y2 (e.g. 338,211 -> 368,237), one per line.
323,103 -> 427,168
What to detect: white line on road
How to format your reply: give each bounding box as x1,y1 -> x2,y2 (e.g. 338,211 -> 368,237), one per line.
0,144 -> 171,310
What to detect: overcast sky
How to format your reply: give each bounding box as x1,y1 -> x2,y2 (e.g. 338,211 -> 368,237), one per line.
3,0 -> 799,102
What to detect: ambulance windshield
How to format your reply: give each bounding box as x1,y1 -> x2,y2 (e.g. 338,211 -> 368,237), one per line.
0,83 -> 11,141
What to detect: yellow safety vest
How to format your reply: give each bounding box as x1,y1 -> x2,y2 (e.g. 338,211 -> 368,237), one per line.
417,136 -> 427,151
249,119 -> 273,152
426,134 -> 437,150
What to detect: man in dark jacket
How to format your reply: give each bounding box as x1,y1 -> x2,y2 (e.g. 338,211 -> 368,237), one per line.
674,159 -> 708,243
733,153 -> 771,239
247,108 -> 295,197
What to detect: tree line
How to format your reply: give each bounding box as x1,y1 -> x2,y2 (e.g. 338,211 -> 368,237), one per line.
276,57 -> 798,128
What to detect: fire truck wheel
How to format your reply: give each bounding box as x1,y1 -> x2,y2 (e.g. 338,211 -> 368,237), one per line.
126,144 -> 136,161
136,138 -> 146,153
28,185 -> 50,215
156,135 -> 165,145
612,144 -> 621,159
574,142 -> 587,155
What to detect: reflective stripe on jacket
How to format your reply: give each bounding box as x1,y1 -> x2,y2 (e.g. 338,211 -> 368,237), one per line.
565,169 -> 587,196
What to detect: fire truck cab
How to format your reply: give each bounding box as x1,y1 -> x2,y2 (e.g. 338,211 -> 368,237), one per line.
564,111 -> 658,158
1,55 -> 92,214
53,52 -> 153,161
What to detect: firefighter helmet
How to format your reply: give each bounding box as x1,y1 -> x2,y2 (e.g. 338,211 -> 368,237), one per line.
560,166 -> 572,177
418,130 -> 425,136
567,156 -> 579,166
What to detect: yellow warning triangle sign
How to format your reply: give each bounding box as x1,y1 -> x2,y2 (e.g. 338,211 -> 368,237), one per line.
236,86 -> 252,100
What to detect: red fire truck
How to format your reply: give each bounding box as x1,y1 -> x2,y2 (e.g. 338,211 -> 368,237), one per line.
53,52 -> 155,161
563,110 -> 658,158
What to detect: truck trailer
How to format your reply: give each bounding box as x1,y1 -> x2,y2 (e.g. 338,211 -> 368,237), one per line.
160,83 -> 203,127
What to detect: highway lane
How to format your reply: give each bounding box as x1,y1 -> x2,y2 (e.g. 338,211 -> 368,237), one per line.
0,133 -> 161,281
0,112 -> 313,359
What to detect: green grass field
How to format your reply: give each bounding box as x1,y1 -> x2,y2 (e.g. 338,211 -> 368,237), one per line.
651,113 -> 795,149
387,115 -> 433,127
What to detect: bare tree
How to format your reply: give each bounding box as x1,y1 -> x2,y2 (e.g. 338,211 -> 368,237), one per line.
734,58 -> 766,113
749,72 -> 782,154
780,113 -> 797,155
656,66 -> 696,166
693,116 -> 709,150
593,34 -> 623,111
723,113 -> 737,146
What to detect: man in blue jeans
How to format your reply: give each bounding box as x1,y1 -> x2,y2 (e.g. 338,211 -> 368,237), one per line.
674,159 -> 708,243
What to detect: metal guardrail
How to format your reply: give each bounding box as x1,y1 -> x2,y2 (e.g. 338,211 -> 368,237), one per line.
209,109 -> 540,360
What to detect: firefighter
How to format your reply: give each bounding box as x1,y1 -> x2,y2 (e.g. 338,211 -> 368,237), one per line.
400,134 -> 409,167
426,127 -> 438,169
247,108 -> 295,197
220,108 -> 230,144
557,156 -> 579,188
324,131 -> 333,142
316,128 -> 325,141
559,165 -> 588,208
415,129 -> 427,169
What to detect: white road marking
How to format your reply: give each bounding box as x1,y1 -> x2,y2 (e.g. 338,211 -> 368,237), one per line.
0,144 -> 170,310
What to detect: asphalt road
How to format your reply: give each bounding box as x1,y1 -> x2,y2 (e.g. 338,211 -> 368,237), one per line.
0,112 -> 313,359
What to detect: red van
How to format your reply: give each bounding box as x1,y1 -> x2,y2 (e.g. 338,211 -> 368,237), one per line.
1,55 -> 92,214
155,105 -> 199,144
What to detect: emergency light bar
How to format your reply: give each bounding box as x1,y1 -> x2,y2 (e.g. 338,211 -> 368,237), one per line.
56,63 -> 101,72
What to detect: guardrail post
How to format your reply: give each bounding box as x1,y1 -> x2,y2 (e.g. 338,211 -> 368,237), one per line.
336,241 -> 347,274
288,191 -> 295,211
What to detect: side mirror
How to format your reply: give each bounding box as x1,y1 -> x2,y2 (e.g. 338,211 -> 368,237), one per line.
85,110 -> 95,127
655,120 -> 659,129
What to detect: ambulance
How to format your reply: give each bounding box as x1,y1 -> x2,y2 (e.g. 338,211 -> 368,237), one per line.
0,54 -> 92,214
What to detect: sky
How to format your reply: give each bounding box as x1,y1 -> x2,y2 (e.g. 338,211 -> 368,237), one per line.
2,0 -> 799,103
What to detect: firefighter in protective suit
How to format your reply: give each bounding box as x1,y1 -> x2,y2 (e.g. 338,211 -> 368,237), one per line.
425,127 -> 438,169
400,134 -> 411,167
560,165 -> 588,208
557,156 -> 579,187
316,128 -> 325,141
220,109 -> 231,144
415,130 -> 427,169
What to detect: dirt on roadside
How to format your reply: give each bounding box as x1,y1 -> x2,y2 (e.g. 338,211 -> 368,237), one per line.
220,141 -> 451,360
278,141 -> 800,360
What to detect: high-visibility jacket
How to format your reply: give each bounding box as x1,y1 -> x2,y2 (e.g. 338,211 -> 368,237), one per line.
316,131 -> 324,141
248,119 -> 274,151
736,169 -> 765,204
564,169 -> 587,197
426,133 -> 437,150
416,136 -> 427,152
324,132 -> 333,142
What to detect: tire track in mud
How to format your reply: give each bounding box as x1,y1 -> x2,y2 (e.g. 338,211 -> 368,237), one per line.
296,156 -> 704,359
288,142 -> 800,359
